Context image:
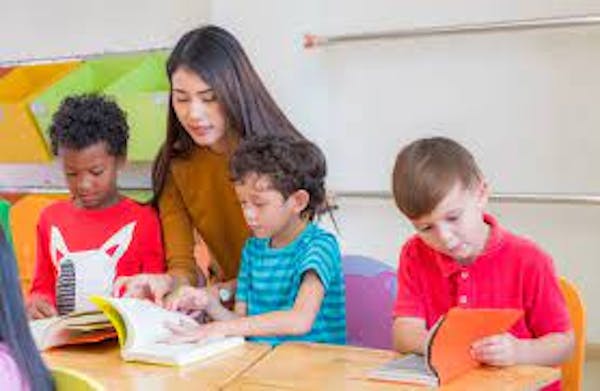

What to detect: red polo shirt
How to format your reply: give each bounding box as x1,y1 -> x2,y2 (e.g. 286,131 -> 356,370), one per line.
393,214 -> 570,388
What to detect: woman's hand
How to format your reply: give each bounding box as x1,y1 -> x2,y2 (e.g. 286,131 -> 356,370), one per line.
166,286 -> 212,317
113,273 -> 175,306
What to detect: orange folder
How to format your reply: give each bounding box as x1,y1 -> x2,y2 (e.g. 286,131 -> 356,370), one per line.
430,307 -> 523,384
369,307 -> 523,387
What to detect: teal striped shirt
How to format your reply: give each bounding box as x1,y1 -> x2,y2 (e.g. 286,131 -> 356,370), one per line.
236,223 -> 346,346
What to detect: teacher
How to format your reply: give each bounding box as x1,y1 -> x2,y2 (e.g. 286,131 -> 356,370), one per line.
115,25 -> 305,303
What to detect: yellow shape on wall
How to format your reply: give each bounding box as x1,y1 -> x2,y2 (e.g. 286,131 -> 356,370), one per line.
0,62 -> 80,162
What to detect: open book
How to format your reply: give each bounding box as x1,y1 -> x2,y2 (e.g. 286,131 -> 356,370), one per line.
369,307 -> 523,386
29,310 -> 116,351
90,296 -> 245,366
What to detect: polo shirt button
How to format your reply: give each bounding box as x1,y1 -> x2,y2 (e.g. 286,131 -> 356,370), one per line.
461,271 -> 469,280
458,295 -> 468,304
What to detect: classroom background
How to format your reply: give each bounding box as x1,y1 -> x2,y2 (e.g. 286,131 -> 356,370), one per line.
1,0 -> 599,387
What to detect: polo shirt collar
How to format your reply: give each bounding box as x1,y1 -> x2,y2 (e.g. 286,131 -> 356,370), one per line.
435,213 -> 504,277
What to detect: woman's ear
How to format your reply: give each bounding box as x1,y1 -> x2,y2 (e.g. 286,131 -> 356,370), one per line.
288,189 -> 310,215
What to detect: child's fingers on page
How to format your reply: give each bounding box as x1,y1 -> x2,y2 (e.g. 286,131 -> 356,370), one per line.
165,320 -> 195,335
29,304 -> 47,319
113,276 -> 133,296
41,301 -> 58,317
163,333 -> 198,344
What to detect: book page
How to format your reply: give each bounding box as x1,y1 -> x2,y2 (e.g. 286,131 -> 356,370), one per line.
368,353 -> 438,386
29,311 -> 114,350
124,335 -> 245,366
94,297 -> 198,351
30,317 -> 61,350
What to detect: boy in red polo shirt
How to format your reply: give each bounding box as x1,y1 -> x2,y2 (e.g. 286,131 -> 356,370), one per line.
391,137 -> 573,387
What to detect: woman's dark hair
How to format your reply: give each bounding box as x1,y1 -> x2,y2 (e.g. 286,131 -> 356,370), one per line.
49,93 -> 129,157
152,25 -> 305,203
0,227 -> 54,390
230,135 -> 327,220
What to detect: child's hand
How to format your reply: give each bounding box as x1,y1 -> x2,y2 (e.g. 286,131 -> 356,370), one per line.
27,296 -> 58,319
163,320 -> 224,344
113,273 -> 174,306
166,286 -> 211,314
471,333 -> 522,366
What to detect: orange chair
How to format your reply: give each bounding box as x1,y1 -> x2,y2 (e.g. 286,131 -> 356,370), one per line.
559,277 -> 586,391
9,194 -> 68,297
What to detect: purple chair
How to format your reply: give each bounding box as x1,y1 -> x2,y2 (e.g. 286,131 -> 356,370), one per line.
343,255 -> 397,350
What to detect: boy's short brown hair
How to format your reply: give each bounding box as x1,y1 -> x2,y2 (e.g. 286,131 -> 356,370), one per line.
392,137 -> 483,219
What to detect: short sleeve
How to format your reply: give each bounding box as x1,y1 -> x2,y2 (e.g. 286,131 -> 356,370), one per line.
296,232 -> 340,291
392,241 -> 426,319
235,241 -> 251,303
523,250 -> 572,336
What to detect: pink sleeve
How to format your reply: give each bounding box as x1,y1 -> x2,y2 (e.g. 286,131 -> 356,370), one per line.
139,207 -> 166,274
392,241 -> 426,319
524,250 -> 572,337
29,211 -> 57,306
0,344 -> 29,391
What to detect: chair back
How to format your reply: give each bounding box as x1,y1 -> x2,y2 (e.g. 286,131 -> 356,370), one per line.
9,194 -> 65,296
52,367 -> 104,391
0,198 -> 12,246
343,255 -> 397,349
559,277 -> 586,391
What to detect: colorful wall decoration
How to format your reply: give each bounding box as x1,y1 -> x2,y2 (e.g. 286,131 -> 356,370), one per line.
0,50 -> 169,163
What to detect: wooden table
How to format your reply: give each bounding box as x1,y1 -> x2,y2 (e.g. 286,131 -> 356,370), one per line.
224,342 -> 561,390
43,340 -> 271,390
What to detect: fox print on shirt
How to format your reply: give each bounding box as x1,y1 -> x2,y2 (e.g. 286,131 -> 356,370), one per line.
50,222 -> 135,313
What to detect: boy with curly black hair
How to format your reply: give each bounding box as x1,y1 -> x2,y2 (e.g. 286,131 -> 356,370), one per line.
165,135 -> 346,346
27,94 -> 165,319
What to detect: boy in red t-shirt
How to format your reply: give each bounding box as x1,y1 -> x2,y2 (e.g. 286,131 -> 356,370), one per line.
27,94 -> 165,319
391,137 -> 573,386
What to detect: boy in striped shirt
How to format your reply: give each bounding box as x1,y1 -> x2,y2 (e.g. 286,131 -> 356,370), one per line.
166,136 -> 346,345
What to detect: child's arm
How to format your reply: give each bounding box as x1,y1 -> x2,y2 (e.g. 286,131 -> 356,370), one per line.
392,317 -> 428,354
28,216 -> 58,319
166,271 -> 324,342
471,330 -> 575,367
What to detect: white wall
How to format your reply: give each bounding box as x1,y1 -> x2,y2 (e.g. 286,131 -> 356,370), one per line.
212,0 -> 600,195
0,0 -> 211,61
212,1 -> 600,342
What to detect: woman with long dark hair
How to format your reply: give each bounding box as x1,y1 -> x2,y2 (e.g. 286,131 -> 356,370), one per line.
0,227 -> 54,390
115,25 -> 306,303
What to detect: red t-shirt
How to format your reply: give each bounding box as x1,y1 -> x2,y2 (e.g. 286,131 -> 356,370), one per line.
393,214 -> 570,390
30,198 -> 165,306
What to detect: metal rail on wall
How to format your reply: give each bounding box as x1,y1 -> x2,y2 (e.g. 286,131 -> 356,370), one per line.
304,14 -> 600,48
2,164 -> 600,206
